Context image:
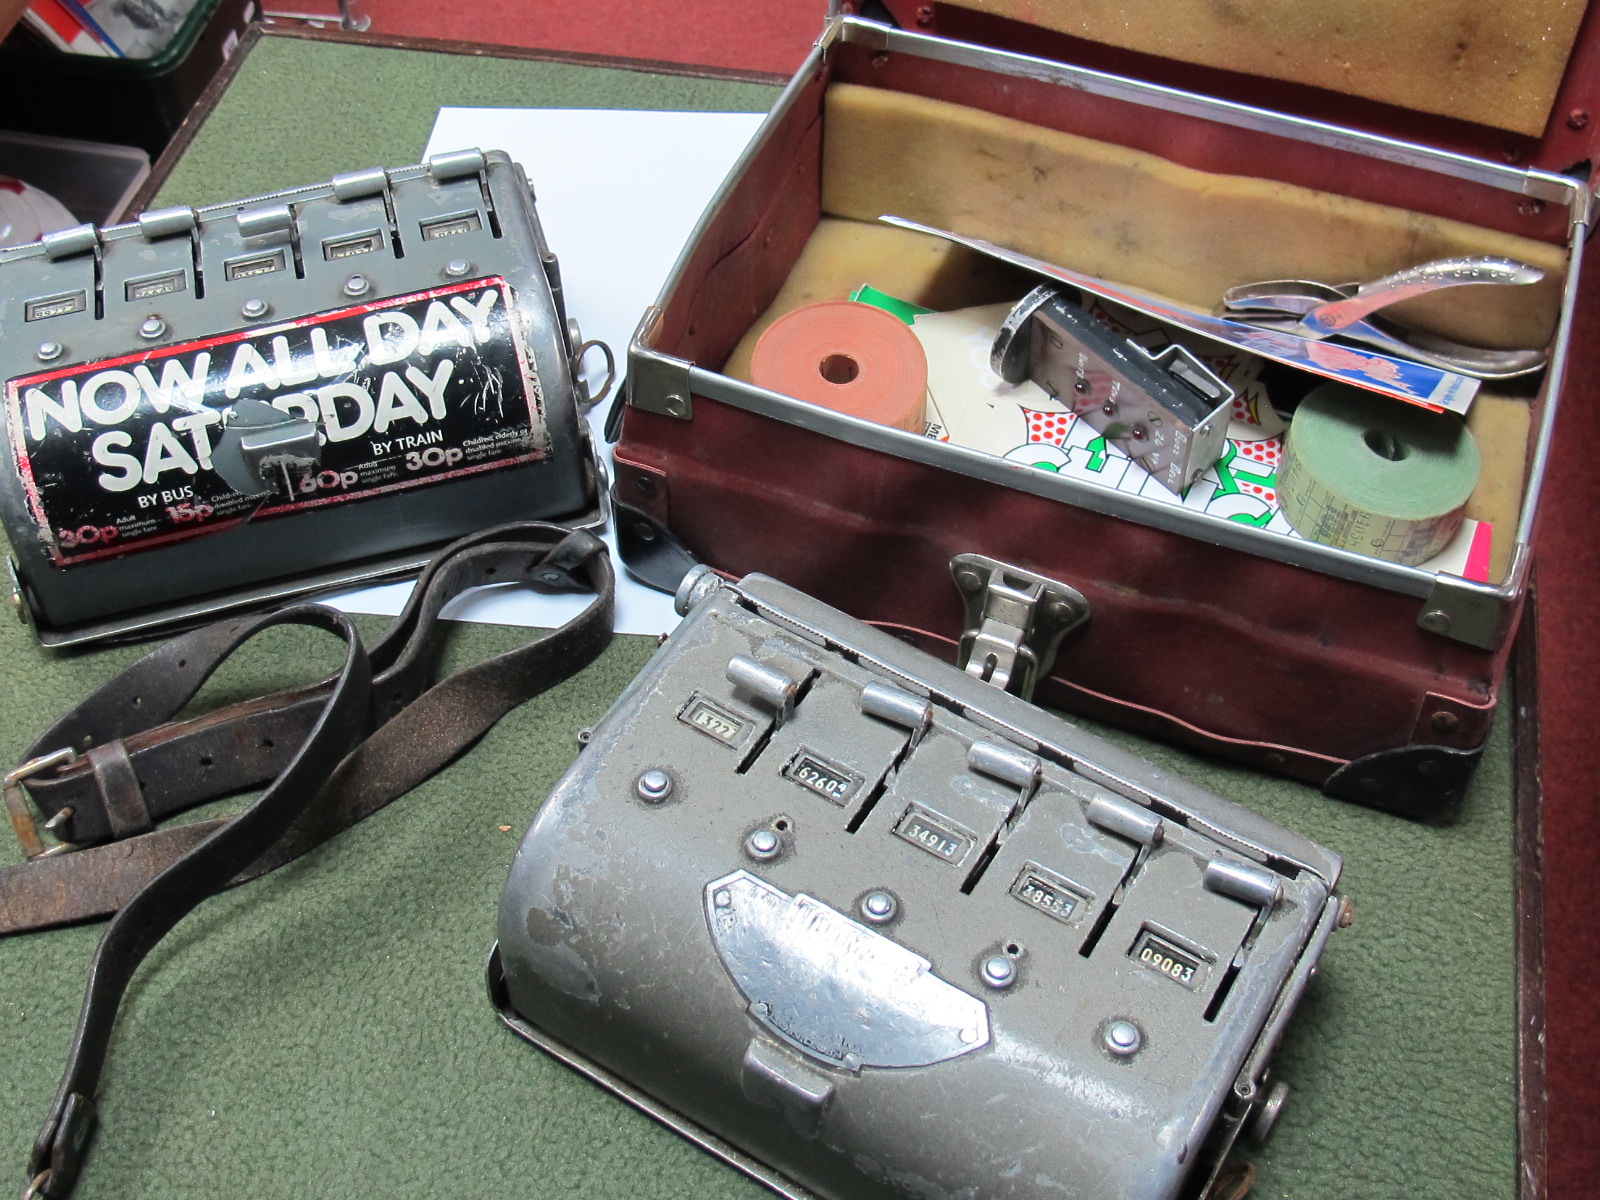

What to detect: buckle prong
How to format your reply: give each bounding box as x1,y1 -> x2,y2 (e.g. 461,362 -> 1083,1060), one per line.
4,747 -> 80,861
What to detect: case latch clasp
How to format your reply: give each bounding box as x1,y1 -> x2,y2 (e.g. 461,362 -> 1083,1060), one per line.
950,553 -> 1089,702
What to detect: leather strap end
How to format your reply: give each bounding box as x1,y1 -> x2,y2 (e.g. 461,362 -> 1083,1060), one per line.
536,529 -> 606,586
28,1091 -> 95,1200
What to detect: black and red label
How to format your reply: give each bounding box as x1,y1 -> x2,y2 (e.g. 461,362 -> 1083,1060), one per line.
4,275 -> 549,566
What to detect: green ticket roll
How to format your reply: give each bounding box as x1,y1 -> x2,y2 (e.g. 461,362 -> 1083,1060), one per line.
1278,383 -> 1482,565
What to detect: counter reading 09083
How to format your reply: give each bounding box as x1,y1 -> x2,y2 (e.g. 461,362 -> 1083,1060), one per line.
1130,927 -> 1206,990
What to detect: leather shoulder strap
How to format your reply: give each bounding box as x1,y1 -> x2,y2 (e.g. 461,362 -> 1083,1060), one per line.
3,523 -> 613,933
11,522 -> 616,1199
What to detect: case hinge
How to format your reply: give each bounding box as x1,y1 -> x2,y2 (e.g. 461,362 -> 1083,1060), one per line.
950,554 -> 1090,702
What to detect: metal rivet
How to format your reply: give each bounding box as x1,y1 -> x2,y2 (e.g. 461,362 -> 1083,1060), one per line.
1419,609 -> 1452,634
664,393 -> 688,417
714,889 -> 732,908
980,955 -> 1017,989
1568,108 -> 1591,131
635,769 -> 673,804
35,342 -> 63,362
444,258 -> 471,278
958,1027 -> 978,1044
538,569 -> 563,585
745,828 -> 781,860
1357,776 -> 1382,793
859,891 -> 898,924
138,317 -> 167,339
241,298 -> 269,320
954,568 -> 983,594
1045,596 -> 1078,624
1105,1020 -> 1143,1056
1431,711 -> 1460,734
1338,898 -> 1355,928
343,274 -> 371,297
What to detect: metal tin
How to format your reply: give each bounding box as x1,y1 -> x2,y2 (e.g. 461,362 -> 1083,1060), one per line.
0,150 -> 600,645
493,572 -> 1342,1200
990,285 -> 1233,494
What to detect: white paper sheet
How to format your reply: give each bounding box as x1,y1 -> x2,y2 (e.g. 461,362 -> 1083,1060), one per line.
319,106 -> 767,634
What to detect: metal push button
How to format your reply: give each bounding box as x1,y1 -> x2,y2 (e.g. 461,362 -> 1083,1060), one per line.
725,654 -> 800,724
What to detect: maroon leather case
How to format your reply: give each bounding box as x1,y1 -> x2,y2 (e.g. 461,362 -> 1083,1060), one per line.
609,3 -> 1599,817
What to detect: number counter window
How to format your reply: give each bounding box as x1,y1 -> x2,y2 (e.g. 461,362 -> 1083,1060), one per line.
783,749 -> 863,806
1010,862 -> 1092,925
678,693 -> 754,750
894,805 -> 976,866
1129,927 -> 1209,990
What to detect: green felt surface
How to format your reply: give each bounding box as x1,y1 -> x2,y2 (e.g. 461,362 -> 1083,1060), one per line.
0,33 -> 1517,1200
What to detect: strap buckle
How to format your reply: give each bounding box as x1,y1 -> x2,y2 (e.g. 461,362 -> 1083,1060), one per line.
4,748 -> 79,861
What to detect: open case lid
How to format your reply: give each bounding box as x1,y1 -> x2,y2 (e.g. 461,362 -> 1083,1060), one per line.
870,0 -> 1600,179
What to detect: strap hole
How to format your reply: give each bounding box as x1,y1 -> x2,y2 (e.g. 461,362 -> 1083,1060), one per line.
199,755 -> 213,767
131,696 -> 142,706
177,658 -> 187,669
261,737 -> 275,749
484,565 -> 497,576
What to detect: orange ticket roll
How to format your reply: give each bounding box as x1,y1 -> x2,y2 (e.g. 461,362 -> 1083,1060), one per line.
750,301 -> 928,432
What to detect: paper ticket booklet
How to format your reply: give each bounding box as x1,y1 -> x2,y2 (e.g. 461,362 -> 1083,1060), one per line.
884,216 -> 1482,416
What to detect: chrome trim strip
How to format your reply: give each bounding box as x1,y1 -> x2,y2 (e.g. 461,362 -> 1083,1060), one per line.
836,17 -> 1580,205
1517,215 -> 1588,553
